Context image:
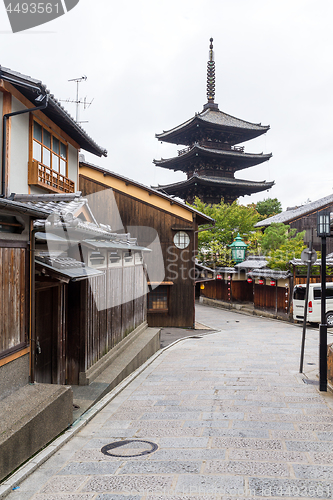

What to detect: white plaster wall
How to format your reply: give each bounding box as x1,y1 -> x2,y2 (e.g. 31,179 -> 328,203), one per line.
8,96 -> 29,195
3,93 -> 79,195
68,144 -> 78,191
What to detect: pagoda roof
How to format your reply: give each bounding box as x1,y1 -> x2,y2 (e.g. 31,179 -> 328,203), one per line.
156,107 -> 270,146
154,143 -> 272,171
153,174 -> 274,197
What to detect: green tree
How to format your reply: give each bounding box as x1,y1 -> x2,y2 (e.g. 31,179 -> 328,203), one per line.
256,198 -> 282,218
261,223 -> 290,251
262,223 -> 306,270
190,197 -> 262,266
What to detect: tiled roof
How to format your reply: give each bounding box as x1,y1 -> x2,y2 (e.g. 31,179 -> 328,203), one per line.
156,108 -> 269,141
0,66 -> 107,157
235,255 -> 268,269
154,143 -> 272,170
13,192 -> 119,239
199,108 -> 269,131
248,268 -> 290,279
154,174 -> 274,191
255,194 -> 333,228
79,159 -> 215,225
0,197 -> 49,218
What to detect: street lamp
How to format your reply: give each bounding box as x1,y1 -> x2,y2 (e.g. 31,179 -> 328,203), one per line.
317,210 -> 331,392
229,233 -> 247,264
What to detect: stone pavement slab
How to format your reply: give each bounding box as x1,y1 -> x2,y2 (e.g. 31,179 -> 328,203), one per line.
3,303 -> 333,499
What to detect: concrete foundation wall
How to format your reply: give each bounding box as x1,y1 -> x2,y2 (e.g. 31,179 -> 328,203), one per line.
0,383 -> 73,482
0,354 -> 29,401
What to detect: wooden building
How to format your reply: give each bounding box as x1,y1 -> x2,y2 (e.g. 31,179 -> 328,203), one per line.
14,192 -> 148,386
79,159 -> 214,328
255,193 -> 333,254
152,38 -> 273,204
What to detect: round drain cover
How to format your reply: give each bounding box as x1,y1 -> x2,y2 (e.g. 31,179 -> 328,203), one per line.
101,439 -> 158,458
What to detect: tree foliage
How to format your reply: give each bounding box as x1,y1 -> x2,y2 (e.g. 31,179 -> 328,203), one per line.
190,198 -> 262,266
256,198 -> 282,218
261,223 -> 306,270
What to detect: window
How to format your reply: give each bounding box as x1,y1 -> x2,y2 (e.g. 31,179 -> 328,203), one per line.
314,287 -> 333,300
89,251 -> 106,268
124,250 -> 134,266
109,251 -> 122,266
148,285 -> 168,312
32,118 -> 68,175
293,286 -> 306,301
173,231 -> 190,249
134,251 -> 143,265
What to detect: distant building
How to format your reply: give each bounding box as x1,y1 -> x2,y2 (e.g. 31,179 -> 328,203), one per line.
255,193 -> 333,254
153,38 -> 273,204
79,159 -> 213,328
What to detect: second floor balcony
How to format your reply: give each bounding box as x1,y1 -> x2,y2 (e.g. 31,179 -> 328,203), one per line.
28,160 -> 75,194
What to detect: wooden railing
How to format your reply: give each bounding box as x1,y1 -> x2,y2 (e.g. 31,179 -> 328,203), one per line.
28,160 -> 75,193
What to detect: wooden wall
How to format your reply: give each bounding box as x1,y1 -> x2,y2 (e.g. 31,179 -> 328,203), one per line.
0,243 -> 27,356
201,279 -> 253,303
67,264 -> 146,385
289,203 -> 333,254
254,284 -> 289,314
80,175 -> 197,328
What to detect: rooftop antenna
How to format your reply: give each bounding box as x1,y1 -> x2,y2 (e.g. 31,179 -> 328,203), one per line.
60,76 -> 94,124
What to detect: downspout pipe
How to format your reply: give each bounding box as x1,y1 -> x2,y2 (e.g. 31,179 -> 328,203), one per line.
29,222 -> 38,384
1,94 -> 48,197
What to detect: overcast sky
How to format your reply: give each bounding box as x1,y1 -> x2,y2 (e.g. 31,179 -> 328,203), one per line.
1,0 -> 333,211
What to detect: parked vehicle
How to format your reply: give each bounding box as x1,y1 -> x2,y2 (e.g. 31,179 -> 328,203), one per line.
293,283 -> 333,325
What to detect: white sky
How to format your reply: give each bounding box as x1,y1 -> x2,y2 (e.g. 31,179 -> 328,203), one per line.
1,0 -> 333,211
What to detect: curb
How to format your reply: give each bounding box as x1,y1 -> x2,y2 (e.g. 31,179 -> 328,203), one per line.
0,332 -> 218,498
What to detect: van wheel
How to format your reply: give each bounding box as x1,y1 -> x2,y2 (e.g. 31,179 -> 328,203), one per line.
326,312 -> 333,326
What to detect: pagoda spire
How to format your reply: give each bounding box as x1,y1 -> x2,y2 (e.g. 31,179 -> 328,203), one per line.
204,38 -> 219,110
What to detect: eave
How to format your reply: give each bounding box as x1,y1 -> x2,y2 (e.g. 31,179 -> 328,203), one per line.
0,66 -> 107,157
154,175 -> 275,197
156,108 -> 270,146
154,144 -> 272,171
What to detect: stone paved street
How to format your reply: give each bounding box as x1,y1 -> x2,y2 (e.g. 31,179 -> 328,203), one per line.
4,303 -> 333,500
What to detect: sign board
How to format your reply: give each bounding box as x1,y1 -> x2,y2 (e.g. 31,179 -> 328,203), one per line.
301,248 -> 317,265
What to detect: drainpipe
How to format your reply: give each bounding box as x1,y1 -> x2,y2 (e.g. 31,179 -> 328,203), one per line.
1,94 -> 48,197
29,222 -> 39,384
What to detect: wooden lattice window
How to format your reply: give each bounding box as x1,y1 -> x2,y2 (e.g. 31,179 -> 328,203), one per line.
148,285 -> 169,312
31,118 -> 68,176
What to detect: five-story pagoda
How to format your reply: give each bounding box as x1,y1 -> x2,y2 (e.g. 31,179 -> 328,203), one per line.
153,38 -> 274,204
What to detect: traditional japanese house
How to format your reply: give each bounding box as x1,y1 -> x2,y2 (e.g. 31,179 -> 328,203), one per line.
0,198 -> 73,482
153,38 -> 274,204
79,158 -> 214,328
0,66 -> 160,479
14,192 -> 152,386
255,193 -> 333,254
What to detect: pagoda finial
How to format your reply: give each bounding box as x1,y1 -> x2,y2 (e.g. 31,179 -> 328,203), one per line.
206,37 -> 215,103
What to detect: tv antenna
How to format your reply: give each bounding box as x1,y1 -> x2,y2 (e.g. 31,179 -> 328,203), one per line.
60,76 -> 94,124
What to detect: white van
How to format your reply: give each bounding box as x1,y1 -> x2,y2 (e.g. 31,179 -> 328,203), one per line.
293,283 -> 333,325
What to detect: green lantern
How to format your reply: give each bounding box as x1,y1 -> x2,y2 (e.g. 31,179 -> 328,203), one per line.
229,233 -> 247,264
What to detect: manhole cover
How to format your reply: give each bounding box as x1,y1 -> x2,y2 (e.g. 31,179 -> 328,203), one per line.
101,439 -> 158,458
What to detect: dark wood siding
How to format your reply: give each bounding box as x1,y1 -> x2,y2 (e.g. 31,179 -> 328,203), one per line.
80,175 -> 197,328
67,264 -> 146,385
0,245 -> 27,355
202,279 -> 253,303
